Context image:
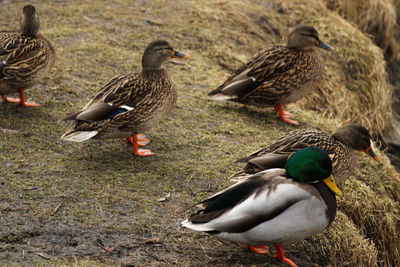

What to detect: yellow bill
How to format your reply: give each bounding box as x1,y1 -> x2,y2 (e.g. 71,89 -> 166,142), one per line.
322,174 -> 342,197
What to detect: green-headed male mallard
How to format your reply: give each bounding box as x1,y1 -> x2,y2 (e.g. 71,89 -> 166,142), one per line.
61,40 -> 189,156
182,147 -> 341,267
0,5 -> 55,107
235,124 -> 379,184
208,25 -> 333,125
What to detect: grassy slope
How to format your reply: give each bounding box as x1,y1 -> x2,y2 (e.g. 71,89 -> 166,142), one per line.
0,0 -> 399,266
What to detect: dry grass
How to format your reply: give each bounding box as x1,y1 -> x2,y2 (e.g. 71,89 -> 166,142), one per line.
0,0 -> 399,266
327,0 -> 400,63
298,211 -> 378,267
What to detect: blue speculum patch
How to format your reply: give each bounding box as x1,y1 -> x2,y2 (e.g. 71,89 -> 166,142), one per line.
107,108 -> 127,119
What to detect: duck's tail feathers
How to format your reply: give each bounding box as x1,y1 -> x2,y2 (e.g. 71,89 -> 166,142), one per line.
208,86 -> 223,96
181,219 -> 215,232
209,94 -> 236,101
61,130 -> 98,142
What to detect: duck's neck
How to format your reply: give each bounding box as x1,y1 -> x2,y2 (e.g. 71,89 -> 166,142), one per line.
20,17 -> 39,37
313,182 -> 337,225
141,68 -> 168,80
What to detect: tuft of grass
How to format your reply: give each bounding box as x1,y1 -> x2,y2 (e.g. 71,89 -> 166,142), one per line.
327,0 -> 400,63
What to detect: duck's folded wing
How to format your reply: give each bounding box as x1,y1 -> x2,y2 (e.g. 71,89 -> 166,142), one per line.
82,74 -> 130,107
246,153 -> 289,170
65,74 -> 148,122
183,169 -> 312,233
246,45 -> 294,82
64,102 -> 120,122
209,45 -> 293,97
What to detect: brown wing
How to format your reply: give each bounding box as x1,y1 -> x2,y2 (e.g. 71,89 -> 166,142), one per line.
66,73 -> 150,123
209,45 -> 294,96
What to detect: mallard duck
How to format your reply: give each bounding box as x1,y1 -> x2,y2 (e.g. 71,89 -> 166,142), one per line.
182,147 -> 341,267
61,40 -> 190,156
208,25 -> 333,125
0,5 -> 55,107
235,124 -> 379,184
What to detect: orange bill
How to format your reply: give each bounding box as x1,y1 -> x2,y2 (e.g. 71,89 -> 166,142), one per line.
364,146 -> 380,162
172,50 -> 190,59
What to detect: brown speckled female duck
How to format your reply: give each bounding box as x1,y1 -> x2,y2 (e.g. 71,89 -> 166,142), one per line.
61,40 -> 190,156
0,5 -> 55,107
234,124 -> 379,184
209,25 -> 333,125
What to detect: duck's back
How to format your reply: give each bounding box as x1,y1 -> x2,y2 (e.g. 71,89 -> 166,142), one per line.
0,32 -> 55,92
243,129 -> 355,183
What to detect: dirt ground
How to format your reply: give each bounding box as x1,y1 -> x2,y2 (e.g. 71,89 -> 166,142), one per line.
1,0 -> 399,266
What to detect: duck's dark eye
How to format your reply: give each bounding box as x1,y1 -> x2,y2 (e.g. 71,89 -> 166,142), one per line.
304,34 -> 318,40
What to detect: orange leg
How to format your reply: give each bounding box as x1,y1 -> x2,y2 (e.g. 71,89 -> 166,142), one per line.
272,244 -> 297,267
274,104 -> 299,125
1,88 -> 40,107
127,134 -> 155,156
244,244 -> 270,254
18,88 -> 41,107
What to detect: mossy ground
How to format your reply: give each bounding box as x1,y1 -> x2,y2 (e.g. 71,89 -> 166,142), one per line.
1,0 -> 399,266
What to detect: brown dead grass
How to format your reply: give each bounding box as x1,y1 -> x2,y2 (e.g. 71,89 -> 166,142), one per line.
327,0 -> 400,63
299,211 -> 378,267
339,177 -> 400,266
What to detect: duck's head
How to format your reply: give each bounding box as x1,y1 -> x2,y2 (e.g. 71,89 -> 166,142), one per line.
287,25 -> 333,51
285,146 -> 342,197
142,40 -> 190,71
20,5 -> 40,37
332,124 -> 379,162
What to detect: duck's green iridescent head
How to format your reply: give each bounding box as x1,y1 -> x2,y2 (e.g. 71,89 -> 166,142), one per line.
285,147 -> 342,197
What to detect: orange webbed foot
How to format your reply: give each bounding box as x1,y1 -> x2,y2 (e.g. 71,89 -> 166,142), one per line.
19,101 -> 41,107
134,148 -> 156,157
273,244 -> 297,267
128,134 -> 156,157
244,245 -> 270,254
280,117 -> 299,126
127,134 -> 151,146
281,111 -> 295,118
2,95 -> 20,103
19,88 -> 41,107
136,134 -> 151,147
274,104 -> 299,126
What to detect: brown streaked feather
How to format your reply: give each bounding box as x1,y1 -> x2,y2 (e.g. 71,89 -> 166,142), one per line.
0,32 -> 55,89
235,129 -> 355,184
209,45 -> 292,97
